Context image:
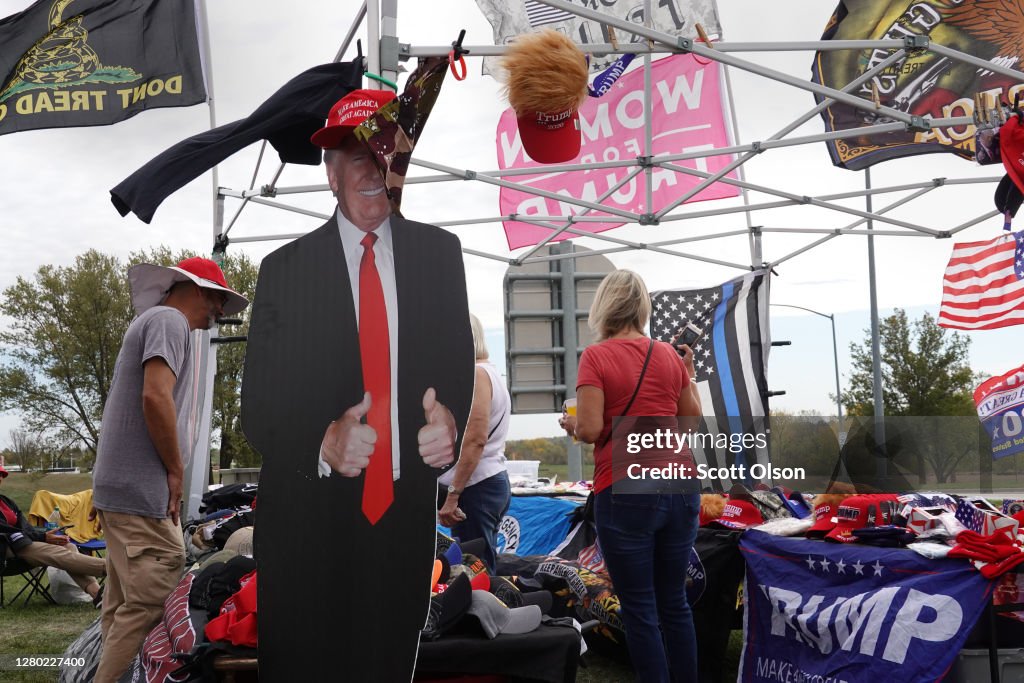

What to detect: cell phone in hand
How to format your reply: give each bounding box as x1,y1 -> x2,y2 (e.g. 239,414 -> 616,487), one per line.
671,322 -> 704,352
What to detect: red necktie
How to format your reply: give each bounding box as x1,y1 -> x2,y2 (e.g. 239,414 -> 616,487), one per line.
359,232 -> 393,524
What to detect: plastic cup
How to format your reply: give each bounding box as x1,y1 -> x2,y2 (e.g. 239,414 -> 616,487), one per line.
563,399 -> 577,443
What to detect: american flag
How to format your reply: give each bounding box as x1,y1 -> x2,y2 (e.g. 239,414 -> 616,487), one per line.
650,271 -> 771,490
524,0 -> 575,27
954,498 -> 987,534
938,230 -> 1024,330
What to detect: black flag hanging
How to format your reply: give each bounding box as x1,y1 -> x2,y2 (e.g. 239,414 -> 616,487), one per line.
0,0 -> 206,136
649,270 -> 772,490
110,60 -> 363,223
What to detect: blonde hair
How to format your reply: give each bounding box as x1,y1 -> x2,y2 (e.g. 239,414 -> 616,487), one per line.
469,313 -> 488,360
588,270 -> 651,342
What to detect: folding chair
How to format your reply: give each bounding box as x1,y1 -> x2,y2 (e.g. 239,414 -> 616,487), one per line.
71,538 -> 107,587
71,538 -> 106,557
0,534 -> 56,607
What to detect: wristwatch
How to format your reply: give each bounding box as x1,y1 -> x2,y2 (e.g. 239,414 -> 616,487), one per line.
447,484 -> 463,496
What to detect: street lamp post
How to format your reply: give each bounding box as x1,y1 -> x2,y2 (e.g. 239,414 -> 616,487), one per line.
771,304 -> 843,427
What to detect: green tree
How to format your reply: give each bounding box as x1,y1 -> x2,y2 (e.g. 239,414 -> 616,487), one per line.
843,309 -> 978,483
210,254 -> 258,469
0,251 -> 134,453
768,409 -> 838,478
0,248 -> 258,468
844,309 -> 974,417
506,438 -> 567,465
6,428 -> 46,472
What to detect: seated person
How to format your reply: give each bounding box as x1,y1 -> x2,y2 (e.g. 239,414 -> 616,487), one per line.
0,464 -> 105,605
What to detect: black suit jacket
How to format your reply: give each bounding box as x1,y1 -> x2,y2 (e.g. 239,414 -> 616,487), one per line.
241,213 -> 474,681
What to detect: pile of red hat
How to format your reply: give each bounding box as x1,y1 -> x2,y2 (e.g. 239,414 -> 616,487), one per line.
823,494 -> 901,543
709,499 -> 764,530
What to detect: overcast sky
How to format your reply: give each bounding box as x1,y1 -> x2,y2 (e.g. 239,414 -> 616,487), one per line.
0,0 -> 1020,447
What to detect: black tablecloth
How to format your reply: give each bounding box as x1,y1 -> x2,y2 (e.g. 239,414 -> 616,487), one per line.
416,623 -> 581,683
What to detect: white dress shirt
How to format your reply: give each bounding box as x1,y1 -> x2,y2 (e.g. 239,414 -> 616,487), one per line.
318,209 -> 402,480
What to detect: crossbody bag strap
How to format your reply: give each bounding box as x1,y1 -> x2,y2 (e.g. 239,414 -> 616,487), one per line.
597,339 -> 655,449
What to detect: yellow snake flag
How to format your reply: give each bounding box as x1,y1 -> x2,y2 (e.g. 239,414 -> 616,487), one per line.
0,0 -> 206,136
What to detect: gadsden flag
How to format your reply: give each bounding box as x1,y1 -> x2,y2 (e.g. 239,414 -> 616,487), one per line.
0,0 -> 206,136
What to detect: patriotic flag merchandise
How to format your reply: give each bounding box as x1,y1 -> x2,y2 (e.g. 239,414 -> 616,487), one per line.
474,0 -> 722,76
974,363 -> 1024,460
954,497 -> 1019,539
1004,499 -> 1024,516
904,507 -> 957,536
938,230 -> 1024,330
522,0 -> 574,27
649,271 -> 770,489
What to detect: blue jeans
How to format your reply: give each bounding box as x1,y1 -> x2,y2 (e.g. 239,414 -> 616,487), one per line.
448,470 -> 510,574
595,489 -> 700,683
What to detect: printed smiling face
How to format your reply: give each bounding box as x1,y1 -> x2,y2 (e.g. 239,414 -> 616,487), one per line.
326,135 -> 390,232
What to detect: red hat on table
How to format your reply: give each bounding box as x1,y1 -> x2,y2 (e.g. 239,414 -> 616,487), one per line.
805,501 -> 839,538
825,494 -> 899,543
710,499 -> 764,530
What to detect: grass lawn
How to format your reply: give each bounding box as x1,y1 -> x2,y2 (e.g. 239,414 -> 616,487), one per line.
0,574 -> 98,682
537,462 -> 595,482
2,473 -> 98,681
2,473 -> 95,513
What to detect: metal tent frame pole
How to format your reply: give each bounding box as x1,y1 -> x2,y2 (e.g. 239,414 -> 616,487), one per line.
210,1 -> 1024,307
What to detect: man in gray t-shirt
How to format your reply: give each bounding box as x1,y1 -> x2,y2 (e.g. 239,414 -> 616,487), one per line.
93,305 -> 195,518
91,257 -> 248,683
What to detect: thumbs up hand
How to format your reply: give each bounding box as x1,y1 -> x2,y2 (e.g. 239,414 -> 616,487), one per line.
418,387 -> 457,468
322,392 -> 378,477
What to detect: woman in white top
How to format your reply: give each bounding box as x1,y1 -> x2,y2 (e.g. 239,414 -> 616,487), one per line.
438,314 -> 511,573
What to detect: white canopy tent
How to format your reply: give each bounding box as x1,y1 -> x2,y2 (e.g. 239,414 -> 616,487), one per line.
179,0 -> 1021,514
214,0 -> 1013,269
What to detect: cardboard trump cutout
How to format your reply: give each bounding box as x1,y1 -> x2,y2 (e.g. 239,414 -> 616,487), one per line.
241,74 -> 474,680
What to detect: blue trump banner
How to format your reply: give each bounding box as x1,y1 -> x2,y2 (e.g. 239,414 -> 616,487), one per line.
739,529 -> 993,682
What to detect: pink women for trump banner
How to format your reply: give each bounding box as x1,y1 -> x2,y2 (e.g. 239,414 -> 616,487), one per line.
496,54 -> 738,250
